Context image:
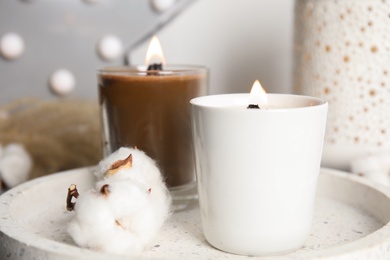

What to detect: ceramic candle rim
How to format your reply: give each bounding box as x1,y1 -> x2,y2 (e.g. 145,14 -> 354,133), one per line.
190,93 -> 328,112
98,65 -> 207,76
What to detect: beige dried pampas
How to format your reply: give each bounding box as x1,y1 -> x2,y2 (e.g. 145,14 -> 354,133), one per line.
0,98 -> 102,182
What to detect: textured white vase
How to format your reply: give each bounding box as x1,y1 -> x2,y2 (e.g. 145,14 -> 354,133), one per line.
294,0 -> 390,170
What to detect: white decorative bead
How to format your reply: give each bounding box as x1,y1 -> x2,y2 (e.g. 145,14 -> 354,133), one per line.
96,35 -> 124,61
49,69 -> 76,96
150,0 -> 175,12
0,33 -> 25,60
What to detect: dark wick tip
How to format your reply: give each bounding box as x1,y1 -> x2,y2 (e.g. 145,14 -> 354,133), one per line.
247,104 -> 260,109
147,63 -> 163,71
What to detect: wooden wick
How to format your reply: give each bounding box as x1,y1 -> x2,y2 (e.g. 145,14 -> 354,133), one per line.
247,104 -> 260,109
147,63 -> 163,75
66,184 -> 79,211
147,63 -> 163,71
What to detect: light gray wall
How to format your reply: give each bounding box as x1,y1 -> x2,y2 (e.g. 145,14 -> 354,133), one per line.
0,0 -> 294,104
132,0 -> 295,95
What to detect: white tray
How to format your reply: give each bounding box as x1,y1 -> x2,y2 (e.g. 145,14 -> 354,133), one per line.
1,168 -> 390,259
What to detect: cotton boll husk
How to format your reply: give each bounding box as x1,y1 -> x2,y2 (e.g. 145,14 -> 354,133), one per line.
0,143 -> 32,187
69,180 -> 170,256
94,147 -> 136,179
95,147 -> 166,189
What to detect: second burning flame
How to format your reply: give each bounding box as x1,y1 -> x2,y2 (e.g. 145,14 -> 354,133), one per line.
248,80 -> 268,109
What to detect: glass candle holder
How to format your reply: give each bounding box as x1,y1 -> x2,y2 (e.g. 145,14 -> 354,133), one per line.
98,65 -> 208,194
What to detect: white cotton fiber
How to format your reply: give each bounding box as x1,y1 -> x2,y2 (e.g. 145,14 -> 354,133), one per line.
94,147 -> 163,186
363,171 -> 390,187
0,143 -> 32,187
351,151 -> 390,187
68,147 -> 171,256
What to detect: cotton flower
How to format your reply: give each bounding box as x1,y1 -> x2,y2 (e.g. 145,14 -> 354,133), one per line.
67,147 -> 171,256
94,147 -> 163,185
0,143 -> 32,188
350,151 -> 390,187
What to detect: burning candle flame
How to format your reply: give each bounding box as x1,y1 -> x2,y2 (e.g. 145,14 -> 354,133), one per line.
145,36 -> 166,66
249,80 -> 267,106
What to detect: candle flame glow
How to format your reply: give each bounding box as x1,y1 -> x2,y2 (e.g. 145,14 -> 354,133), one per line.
145,35 -> 166,66
249,80 -> 268,106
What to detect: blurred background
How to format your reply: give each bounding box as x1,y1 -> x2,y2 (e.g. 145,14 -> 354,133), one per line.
0,0 -> 294,103
131,0 -> 294,95
1,0 -> 390,192
0,0 -> 294,188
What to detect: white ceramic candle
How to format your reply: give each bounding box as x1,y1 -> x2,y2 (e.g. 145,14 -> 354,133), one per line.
191,93 -> 328,256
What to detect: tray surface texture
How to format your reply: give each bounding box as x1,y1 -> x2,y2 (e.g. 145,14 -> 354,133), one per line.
1,167 -> 390,259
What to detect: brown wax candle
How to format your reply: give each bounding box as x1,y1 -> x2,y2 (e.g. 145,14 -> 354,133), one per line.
98,66 -> 208,189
